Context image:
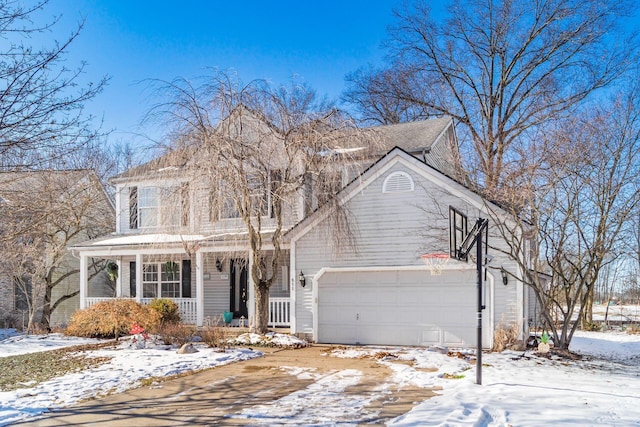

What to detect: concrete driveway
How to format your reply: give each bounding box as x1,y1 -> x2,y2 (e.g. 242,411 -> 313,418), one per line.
15,345 -> 437,426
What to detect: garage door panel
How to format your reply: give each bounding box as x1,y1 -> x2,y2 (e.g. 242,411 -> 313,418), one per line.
317,269 -> 488,347
319,325 -> 357,344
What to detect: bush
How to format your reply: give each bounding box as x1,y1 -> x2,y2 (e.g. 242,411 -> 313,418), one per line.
492,321 -> 521,352
157,322 -> 197,346
199,325 -> 229,351
65,299 -> 160,339
148,298 -> 181,325
582,321 -> 603,332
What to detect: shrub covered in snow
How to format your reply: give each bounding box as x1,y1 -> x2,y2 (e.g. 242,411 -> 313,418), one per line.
65,299 -> 161,339
229,332 -> 308,348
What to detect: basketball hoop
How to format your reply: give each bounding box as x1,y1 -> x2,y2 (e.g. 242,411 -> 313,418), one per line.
421,253 -> 450,275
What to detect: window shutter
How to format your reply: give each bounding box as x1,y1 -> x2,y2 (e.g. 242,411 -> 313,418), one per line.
129,261 -> 136,297
181,260 -> 192,298
129,186 -> 138,229
181,183 -> 190,227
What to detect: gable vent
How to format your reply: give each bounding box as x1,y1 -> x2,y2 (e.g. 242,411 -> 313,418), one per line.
383,171 -> 414,193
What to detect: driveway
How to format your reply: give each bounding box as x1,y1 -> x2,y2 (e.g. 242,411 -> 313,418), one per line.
16,345 -> 437,426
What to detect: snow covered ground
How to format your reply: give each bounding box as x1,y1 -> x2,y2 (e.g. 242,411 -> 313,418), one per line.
1,329 -> 639,426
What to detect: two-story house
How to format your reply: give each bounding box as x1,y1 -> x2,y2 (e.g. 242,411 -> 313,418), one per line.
71,116 -> 531,348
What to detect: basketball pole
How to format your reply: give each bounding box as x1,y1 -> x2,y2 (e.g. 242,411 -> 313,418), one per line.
475,222 -> 483,385
453,214 -> 489,385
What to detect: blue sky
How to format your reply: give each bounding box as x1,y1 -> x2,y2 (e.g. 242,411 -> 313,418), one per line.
40,1 -> 404,148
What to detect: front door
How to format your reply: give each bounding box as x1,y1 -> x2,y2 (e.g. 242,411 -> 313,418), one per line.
230,259 -> 248,319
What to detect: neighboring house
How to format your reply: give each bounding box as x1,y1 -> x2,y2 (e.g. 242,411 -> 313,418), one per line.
71,117 -> 531,348
0,170 -> 115,328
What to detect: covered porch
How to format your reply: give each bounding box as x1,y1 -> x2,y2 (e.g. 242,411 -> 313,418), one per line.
72,234 -> 291,328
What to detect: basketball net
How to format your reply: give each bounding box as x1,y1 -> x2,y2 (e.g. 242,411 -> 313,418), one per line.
421,253 -> 450,275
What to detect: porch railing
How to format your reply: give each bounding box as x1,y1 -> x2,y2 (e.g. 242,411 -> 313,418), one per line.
85,297 -> 198,325
84,297 -> 290,328
140,298 -> 198,325
269,297 -> 290,327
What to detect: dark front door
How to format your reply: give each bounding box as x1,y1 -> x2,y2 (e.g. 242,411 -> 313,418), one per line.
230,259 -> 248,319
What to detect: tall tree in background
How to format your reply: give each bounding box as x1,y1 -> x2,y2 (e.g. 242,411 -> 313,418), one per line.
0,0 -> 107,170
488,90 -> 640,348
344,0 -> 636,191
149,72 -> 368,333
0,171 -> 114,331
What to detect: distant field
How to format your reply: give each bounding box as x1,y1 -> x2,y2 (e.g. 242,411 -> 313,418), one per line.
591,304 -> 640,323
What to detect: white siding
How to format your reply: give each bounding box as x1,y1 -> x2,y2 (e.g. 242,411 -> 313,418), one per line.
203,254 -> 230,320
293,161 -> 522,338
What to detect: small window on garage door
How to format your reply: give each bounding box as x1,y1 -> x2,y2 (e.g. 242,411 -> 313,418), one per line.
382,171 -> 414,193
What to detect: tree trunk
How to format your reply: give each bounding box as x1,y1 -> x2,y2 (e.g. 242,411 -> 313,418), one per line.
254,281 -> 270,334
40,282 -> 52,331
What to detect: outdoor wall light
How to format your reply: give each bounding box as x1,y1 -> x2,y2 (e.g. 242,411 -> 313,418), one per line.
298,271 -> 306,287
215,259 -> 223,272
501,267 -> 509,286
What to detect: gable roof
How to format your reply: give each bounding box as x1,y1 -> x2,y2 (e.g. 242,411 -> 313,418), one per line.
111,116 -> 457,183
0,169 -> 115,212
285,146 -> 498,243
371,116 -> 452,153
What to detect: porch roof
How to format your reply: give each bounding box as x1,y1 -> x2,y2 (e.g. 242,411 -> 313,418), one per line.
70,229 -> 284,253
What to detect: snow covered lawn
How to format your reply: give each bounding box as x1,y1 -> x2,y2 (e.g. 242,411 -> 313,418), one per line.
0,331 -> 264,425
1,329 -> 639,426
387,331 -> 640,426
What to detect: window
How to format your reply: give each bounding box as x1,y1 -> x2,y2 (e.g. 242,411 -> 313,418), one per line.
383,171 -> 414,193
142,263 -> 158,298
181,183 -> 190,227
130,185 -> 189,229
249,174 -> 269,217
317,170 -> 343,207
209,171 -> 281,222
209,185 -> 240,222
14,275 -> 32,311
139,187 -> 159,227
142,262 -> 181,298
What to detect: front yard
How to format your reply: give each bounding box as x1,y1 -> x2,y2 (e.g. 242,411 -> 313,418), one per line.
1,328 -> 639,425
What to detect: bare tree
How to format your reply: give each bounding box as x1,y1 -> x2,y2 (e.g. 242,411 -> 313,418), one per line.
344,0 -> 637,191
0,0 -> 107,170
0,170 -> 114,331
148,71 -> 369,333
488,91 -> 640,348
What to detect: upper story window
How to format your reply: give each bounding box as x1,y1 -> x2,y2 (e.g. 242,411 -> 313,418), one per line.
140,187 -> 159,227
209,186 -> 240,222
129,184 -> 189,230
383,171 -> 414,193
209,171 -> 281,223
303,170 -> 344,217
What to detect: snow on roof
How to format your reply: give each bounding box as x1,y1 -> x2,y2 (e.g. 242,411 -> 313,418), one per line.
89,233 -> 207,246
72,228 -> 280,249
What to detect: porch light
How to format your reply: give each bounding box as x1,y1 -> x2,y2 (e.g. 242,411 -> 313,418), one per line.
215,259 -> 223,272
501,267 -> 509,286
298,271 -> 306,287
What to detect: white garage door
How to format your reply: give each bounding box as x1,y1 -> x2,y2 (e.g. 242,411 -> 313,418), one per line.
317,268 -> 491,347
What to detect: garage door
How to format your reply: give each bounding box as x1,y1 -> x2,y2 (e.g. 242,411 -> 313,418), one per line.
317,268 -> 491,347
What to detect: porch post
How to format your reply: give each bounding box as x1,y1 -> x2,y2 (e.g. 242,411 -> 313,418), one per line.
247,249 -> 255,328
115,259 -> 122,298
135,253 -> 143,303
79,254 -> 88,309
196,250 -> 204,327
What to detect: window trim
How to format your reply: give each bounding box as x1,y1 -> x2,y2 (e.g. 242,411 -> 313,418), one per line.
130,185 -> 189,230
142,261 -> 182,298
